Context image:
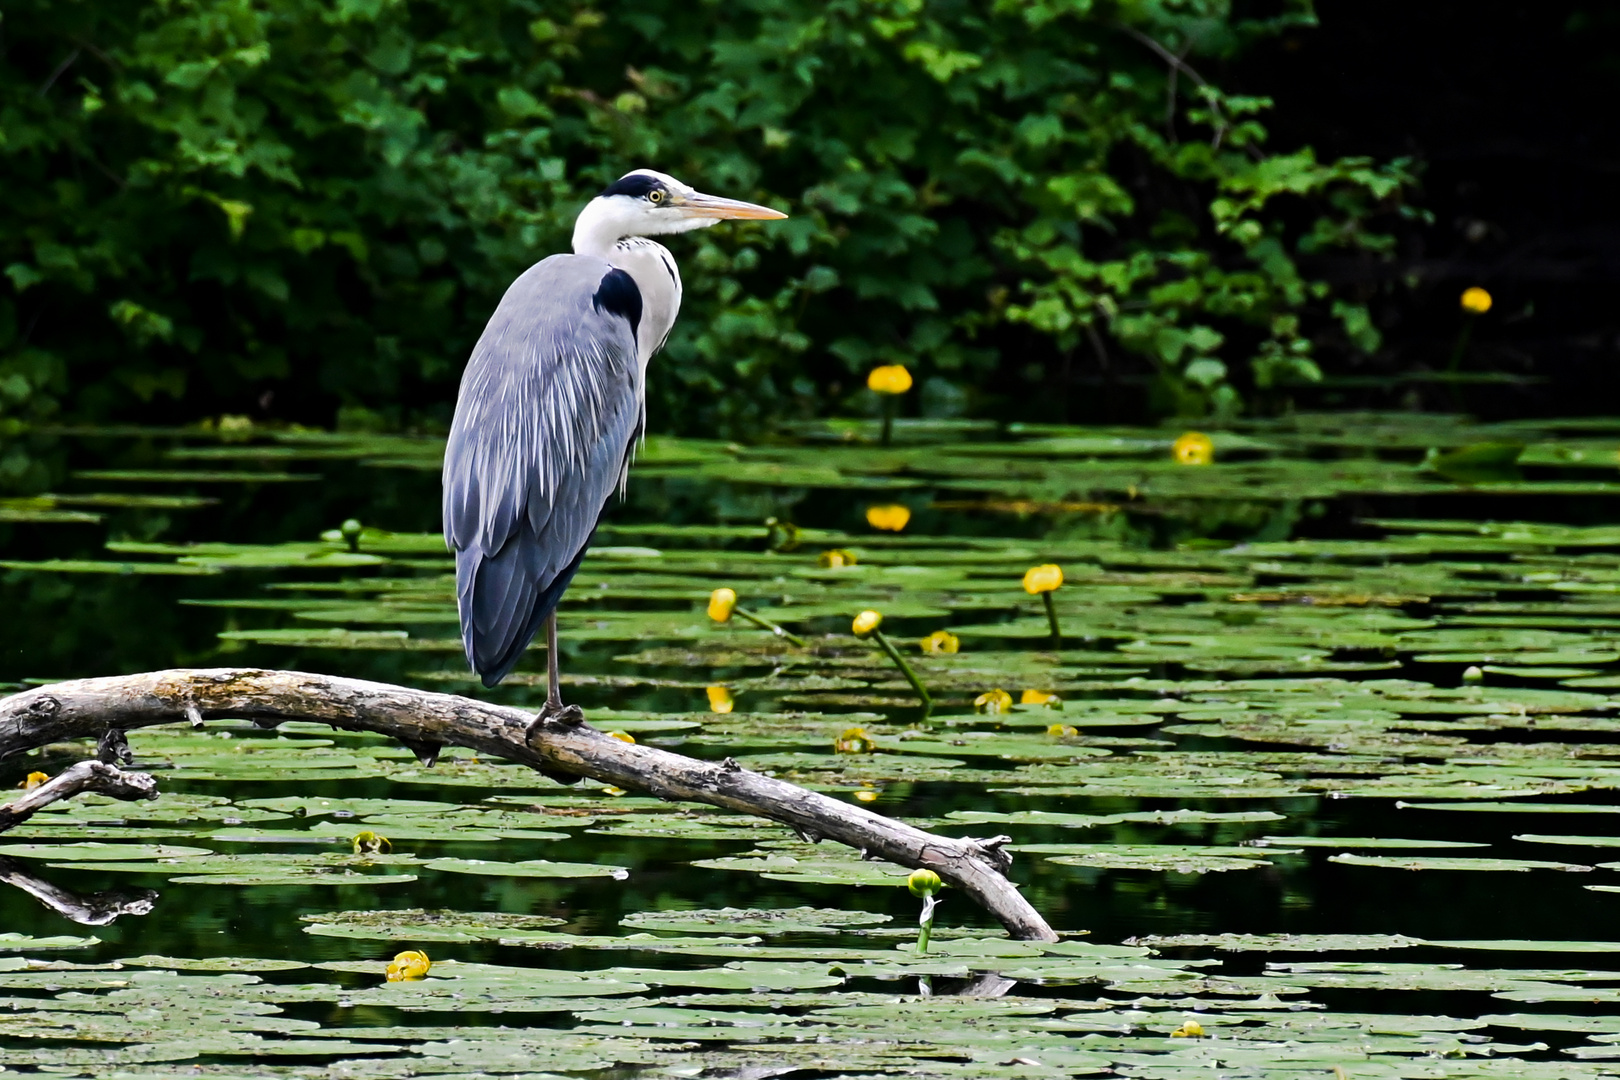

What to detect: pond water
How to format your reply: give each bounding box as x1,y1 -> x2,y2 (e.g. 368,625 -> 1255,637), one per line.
5,413 -> 1620,1076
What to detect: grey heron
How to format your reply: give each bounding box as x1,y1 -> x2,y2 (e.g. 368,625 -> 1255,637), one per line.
442,169 -> 787,723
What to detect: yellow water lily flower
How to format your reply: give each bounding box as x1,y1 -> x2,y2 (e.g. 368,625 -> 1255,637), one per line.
1022,564 -> 1063,594
1047,723 -> 1079,737
907,868 -> 943,896
853,789 -> 880,803
1173,431 -> 1214,465
706,685 -> 735,714
974,689 -> 1013,714
385,950 -> 430,981
818,548 -> 858,568
607,731 -> 637,744
919,630 -> 959,654
1171,1019 -> 1205,1038
707,587 -> 737,622
352,830 -> 392,855
834,727 -> 877,754
21,771 -> 48,790
865,503 -> 911,531
1460,286 -> 1492,314
852,610 -> 883,636
1022,689 -> 1061,707
867,364 -> 913,394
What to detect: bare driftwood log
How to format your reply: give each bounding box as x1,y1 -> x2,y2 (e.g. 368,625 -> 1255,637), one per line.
0,668 -> 1059,942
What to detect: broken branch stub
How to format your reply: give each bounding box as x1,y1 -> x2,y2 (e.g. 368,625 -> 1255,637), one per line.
0,668 -> 1059,942
0,760 -> 158,833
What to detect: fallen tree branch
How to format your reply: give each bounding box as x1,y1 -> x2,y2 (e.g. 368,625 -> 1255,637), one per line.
0,759 -> 157,832
0,669 -> 1059,942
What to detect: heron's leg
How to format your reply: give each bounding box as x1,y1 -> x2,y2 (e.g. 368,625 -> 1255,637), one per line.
530,612 -> 583,732
545,612 -> 563,712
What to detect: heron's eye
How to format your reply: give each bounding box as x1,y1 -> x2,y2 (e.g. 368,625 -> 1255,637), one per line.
648,189 -> 665,204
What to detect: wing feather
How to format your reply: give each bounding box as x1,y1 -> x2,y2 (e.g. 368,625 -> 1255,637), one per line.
442,254 -> 644,687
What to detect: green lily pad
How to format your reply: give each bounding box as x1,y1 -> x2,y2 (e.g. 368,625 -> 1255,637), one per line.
423,857 -> 630,879
0,842 -> 213,861
621,907 -> 893,935
0,934 -> 101,952
1328,853 -> 1594,872
1130,933 -> 1427,952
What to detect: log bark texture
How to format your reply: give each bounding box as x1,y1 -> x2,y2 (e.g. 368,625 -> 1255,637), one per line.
0,760 -> 157,832
0,668 -> 1059,942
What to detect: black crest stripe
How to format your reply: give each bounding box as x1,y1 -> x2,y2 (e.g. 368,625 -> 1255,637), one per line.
599,174 -> 662,199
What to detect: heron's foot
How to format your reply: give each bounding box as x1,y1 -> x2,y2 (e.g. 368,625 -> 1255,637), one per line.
524,702 -> 585,744
545,702 -> 586,727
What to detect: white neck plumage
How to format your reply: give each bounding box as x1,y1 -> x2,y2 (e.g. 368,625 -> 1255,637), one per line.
571,196 -> 714,260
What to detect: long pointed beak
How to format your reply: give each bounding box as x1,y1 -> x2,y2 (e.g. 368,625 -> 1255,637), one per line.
677,191 -> 788,220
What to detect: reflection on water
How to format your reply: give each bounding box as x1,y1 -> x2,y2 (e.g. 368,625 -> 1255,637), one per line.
5,414 -> 1620,1073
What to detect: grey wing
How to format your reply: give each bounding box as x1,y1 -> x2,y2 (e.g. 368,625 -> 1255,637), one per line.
441,254 -> 645,687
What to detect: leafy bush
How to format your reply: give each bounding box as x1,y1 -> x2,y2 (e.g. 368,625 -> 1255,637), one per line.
0,0 -> 1415,438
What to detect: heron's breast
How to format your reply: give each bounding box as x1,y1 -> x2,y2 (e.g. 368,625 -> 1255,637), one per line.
610,239 -> 683,367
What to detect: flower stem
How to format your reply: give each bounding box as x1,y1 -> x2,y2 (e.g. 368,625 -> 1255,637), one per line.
733,605 -> 808,648
1448,319 -> 1475,373
1041,591 -> 1062,649
872,629 -> 932,716
915,891 -> 940,954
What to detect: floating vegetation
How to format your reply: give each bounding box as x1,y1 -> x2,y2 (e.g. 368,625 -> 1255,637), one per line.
11,413 -> 1620,1074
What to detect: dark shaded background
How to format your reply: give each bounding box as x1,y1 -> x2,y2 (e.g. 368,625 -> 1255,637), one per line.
1240,1 -> 1619,419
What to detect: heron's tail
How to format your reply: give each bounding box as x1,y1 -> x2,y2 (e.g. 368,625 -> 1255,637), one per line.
455,528 -> 593,688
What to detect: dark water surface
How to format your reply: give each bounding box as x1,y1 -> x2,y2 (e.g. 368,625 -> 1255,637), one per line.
5,415 -> 1620,1076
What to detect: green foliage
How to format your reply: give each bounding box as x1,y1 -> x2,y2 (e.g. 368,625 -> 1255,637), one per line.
0,0 -> 1414,435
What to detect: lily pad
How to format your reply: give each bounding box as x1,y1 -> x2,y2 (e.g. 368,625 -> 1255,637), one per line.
423,857 -> 630,879
621,907 -> 893,935
1328,853 -> 1594,872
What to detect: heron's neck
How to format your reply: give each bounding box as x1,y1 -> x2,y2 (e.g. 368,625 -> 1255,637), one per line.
571,199 -> 628,259
572,197 -> 715,258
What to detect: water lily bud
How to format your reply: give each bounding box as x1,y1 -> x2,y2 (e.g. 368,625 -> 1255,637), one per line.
1023,689 -> 1061,706
919,630 -> 960,654
1460,287 -> 1492,314
852,610 -> 883,636
974,688 -> 1013,714
385,949 -> 430,981
1047,723 -> 1079,738
340,518 -> 363,552
705,685 -> 734,713
607,731 -> 636,744
764,516 -> 801,552
834,727 -> 877,754
907,868 -> 943,897
865,504 -> 911,532
1022,564 -> 1063,594
867,364 -> 913,395
352,830 -> 392,855
1172,432 -> 1214,465
1462,665 -> 1484,684
708,587 -> 737,622
818,548 -> 858,568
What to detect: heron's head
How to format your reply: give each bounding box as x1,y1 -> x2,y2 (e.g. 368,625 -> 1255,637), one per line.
573,169 -> 787,255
